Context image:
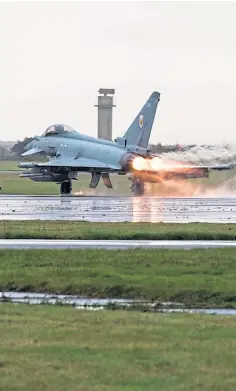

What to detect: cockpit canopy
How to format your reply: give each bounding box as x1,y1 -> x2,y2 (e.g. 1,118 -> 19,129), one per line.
42,124 -> 75,137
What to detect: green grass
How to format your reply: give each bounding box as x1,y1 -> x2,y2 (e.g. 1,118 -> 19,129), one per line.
0,172 -> 130,195
2,221 -> 236,240
1,304 -> 236,391
0,160 -> 21,170
1,248 -> 236,306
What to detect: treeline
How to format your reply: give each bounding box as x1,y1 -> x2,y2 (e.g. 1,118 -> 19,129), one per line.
149,143 -> 196,153
10,137 -> 34,156
0,137 -> 34,160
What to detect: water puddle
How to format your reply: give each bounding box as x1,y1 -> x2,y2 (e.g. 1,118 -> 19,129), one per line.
159,308 -> 236,315
0,292 -> 169,310
1,292 -> 236,315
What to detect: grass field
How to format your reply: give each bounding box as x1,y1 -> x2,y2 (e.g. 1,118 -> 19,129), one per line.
1,304 -> 236,391
1,160 -> 236,195
2,220 -> 236,240
1,248 -> 236,306
0,158 -> 46,171
0,171 -> 130,195
0,160 -> 21,170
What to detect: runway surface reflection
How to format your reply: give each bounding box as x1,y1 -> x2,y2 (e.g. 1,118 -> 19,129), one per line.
1,195 -> 236,222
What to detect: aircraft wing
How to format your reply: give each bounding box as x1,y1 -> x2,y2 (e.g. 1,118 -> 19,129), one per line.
155,163 -> 234,179
147,153 -> 234,172
146,156 -> 235,171
158,163 -> 234,171
28,157 -> 122,172
132,160 -> 234,180
19,156 -> 234,176
194,163 -> 234,171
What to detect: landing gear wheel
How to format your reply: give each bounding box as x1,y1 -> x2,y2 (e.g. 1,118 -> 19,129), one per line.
60,180 -> 72,195
132,179 -> 145,196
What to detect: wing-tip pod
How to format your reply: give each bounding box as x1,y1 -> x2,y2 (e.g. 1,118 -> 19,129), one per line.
209,163 -> 234,171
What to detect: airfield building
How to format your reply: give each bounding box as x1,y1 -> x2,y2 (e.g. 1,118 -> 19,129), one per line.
95,88 -> 116,141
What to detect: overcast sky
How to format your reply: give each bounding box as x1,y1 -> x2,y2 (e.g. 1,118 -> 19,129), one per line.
0,1 -> 236,144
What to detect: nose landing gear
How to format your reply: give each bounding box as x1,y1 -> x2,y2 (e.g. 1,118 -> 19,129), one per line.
60,180 -> 72,195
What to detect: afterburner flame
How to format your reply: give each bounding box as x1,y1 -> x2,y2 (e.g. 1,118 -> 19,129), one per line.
132,155 -> 209,175
132,157 -> 147,171
150,157 -> 163,170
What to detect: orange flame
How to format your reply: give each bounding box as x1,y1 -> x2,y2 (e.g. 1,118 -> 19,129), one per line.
132,156 -> 207,176
132,157 -> 148,171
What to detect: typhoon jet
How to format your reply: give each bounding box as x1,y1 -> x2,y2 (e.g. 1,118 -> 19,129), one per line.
19,91 -> 233,196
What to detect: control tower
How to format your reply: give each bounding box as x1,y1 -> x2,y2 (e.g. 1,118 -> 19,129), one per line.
94,88 -> 116,141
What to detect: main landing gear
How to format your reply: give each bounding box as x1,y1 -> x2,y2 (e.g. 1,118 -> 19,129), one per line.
131,178 -> 145,196
59,177 -> 145,196
60,180 -> 72,195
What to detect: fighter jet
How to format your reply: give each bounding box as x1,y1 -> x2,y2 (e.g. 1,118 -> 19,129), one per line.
18,91 -> 233,196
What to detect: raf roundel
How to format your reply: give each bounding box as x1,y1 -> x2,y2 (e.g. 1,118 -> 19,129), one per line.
139,114 -> 144,128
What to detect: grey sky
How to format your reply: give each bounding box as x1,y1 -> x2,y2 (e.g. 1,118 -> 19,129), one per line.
0,1 -> 236,144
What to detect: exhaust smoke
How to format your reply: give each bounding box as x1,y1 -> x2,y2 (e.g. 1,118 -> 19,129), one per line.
144,143 -> 236,198
161,143 -> 236,165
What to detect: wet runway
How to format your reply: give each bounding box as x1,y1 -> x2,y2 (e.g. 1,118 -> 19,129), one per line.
1,195 -> 236,222
1,239 -> 236,249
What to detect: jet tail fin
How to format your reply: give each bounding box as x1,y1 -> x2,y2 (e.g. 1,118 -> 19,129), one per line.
120,91 -> 160,149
